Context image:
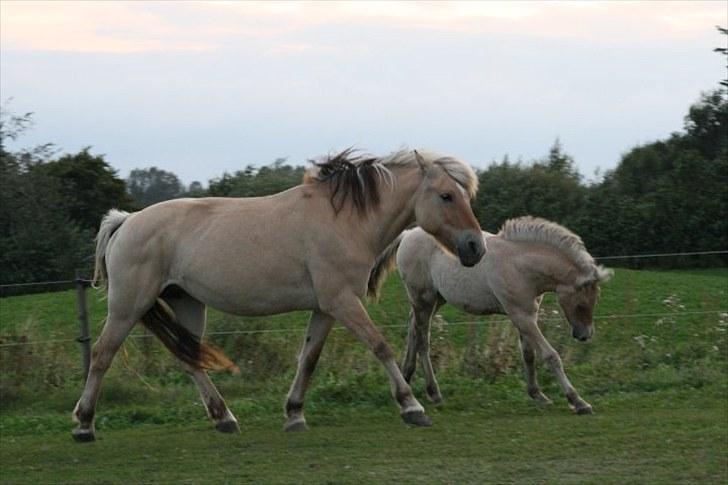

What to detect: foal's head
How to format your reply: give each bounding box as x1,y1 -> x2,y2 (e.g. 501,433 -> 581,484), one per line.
411,151 -> 485,267
556,267 -> 612,341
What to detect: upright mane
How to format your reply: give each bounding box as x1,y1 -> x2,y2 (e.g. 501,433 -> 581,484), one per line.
304,148 -> 478,214
499,216 -> 610,281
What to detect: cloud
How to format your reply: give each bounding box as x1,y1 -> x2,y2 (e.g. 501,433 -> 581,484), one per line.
1,1 -> 724,54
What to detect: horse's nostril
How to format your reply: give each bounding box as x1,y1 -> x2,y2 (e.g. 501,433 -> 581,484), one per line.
468,240 -> 477,254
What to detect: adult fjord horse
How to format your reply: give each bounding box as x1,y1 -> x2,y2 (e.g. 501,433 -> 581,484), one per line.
368,217 -> 611,414
72,149 -> 485,441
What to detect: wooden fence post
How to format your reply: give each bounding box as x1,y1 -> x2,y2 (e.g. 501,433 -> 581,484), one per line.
75,271 -> 91,381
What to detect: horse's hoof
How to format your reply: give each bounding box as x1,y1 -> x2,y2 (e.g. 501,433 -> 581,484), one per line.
576,404 -> 593,415
402,410 -> 432,427
284,419 -> 309,432
215,420 -> 241,433
72,428 -> 95,443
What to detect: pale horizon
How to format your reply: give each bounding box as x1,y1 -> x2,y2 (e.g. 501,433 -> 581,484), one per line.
1,1 -> 725,184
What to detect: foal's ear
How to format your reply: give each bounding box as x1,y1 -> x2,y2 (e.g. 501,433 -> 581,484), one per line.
595,265 -> 614,283
414,150 -> 428,173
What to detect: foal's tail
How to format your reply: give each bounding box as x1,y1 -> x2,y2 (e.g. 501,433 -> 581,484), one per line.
92,209 -> 130,289
141,299 -> 240,374
367,233 -> 404,301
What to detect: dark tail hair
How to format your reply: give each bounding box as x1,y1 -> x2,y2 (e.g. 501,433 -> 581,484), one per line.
367,233 -> 404,301
142,299 -> 239,374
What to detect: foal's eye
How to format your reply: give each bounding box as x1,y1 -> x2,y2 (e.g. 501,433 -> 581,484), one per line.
440,193 -> 453,202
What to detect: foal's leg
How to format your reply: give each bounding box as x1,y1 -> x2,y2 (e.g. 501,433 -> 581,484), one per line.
413,296 -> 443,404
284,311 -> 335,431
165,294 -> 239,433
323,293 -> 431,426
518,334 -> 552,405
72,306 -> 139,442
401,309 -> 419,383
512,310 -> 592,414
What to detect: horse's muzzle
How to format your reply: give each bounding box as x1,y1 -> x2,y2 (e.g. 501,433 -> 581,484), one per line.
455,231 -> 486,267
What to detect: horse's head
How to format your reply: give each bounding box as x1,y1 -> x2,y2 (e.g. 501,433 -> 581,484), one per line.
412,151 -> 485,267
556,266 -> 612,341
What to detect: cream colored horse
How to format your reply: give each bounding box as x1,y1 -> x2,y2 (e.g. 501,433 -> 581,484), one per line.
368,217 -> 611,414
72,149 -> 485,441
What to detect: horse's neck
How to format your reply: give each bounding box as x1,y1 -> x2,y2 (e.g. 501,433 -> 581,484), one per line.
513,241 -> 580,293
361,166 -> 421,256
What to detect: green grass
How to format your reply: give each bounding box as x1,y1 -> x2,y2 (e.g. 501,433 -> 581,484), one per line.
0,267 -> 726,483
1,389 -> 725,484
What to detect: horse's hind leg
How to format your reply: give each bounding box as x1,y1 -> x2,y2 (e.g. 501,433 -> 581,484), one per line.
72,306 -> 140,442
518,334 -> 552,405
284,311 -> 335,431
163,291 -> 239,433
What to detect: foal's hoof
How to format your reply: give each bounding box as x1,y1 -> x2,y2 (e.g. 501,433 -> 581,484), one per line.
428,394 -> 444,406
215,420 -> 241,433
575,404 -> 593,415
284,419 -> 309,432
72,428 -> 96,443
402,410 -> 432,427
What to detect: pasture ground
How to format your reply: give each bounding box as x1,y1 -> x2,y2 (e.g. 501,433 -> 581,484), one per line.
1,268 -> 726,483
1,389 -> 725,484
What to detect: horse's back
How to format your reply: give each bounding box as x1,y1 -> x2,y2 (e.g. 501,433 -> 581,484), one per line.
104,191 -> 321,315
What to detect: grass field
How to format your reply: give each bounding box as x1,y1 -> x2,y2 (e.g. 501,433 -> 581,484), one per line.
1,268 -> 726,483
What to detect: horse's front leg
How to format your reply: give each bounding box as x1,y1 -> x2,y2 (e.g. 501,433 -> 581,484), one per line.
513,311 -> 592,415
323,292 -> 431,427
518,334 -> 552,405
284,311 -> 335,431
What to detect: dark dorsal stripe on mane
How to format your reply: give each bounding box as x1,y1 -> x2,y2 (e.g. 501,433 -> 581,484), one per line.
304,148 -> 389,214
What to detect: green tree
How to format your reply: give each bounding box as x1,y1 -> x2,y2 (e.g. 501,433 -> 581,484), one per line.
127,166 -> 185,207
207,158 -> 305,197
0,109 -> 92,284
473,141 -> 586,234
36,148 -> 130,232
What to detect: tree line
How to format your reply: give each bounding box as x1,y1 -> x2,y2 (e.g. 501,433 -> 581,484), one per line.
1,84 -> 725,287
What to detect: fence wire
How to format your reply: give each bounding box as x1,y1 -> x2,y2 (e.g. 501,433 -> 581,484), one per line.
1,309 -> 725,348
1,249 -> 725,348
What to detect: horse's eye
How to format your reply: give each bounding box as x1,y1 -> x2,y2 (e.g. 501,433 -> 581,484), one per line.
440,193 -> 453,202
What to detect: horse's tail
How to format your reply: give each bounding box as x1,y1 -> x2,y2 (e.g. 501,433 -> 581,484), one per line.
367,232 -> 404,301
92,209 -> 130,289
142,299 -> 240,374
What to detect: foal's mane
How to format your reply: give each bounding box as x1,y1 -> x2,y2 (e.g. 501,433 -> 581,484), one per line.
303,148 -> 478,214
499,216 -> 607,281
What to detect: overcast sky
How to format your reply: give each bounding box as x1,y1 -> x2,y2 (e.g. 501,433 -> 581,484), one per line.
1,1 -> 725,185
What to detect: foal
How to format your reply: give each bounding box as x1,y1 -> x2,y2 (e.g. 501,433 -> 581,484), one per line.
72,149 -> 485,441
368,217 -> 611,414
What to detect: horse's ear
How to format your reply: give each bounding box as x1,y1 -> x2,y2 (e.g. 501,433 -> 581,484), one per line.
414,150 -> 428,173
